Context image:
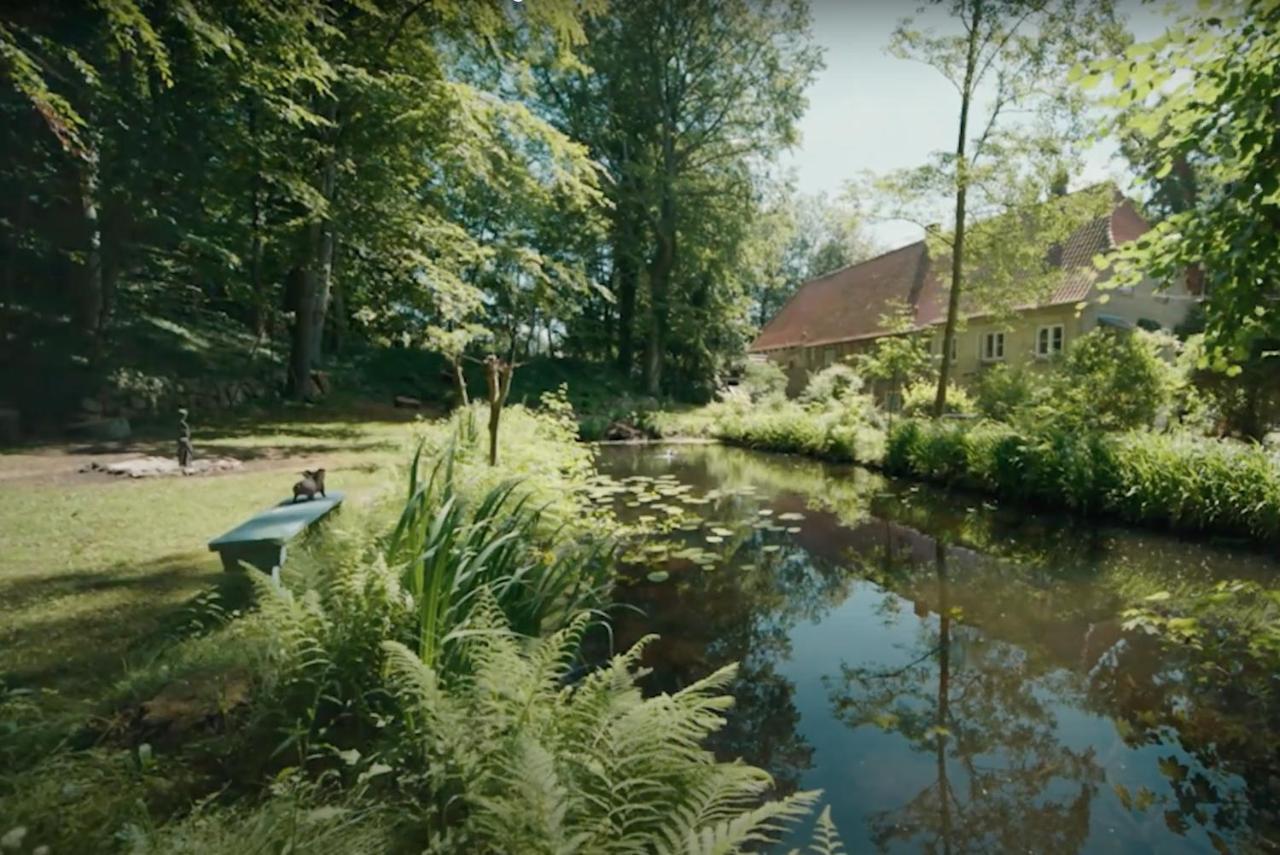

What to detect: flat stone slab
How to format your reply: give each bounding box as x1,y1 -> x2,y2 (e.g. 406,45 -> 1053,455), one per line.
81,456 -> 244,478
209,491 -> 344,573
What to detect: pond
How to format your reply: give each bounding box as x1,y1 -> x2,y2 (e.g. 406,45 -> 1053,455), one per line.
595,443 -> 1280,854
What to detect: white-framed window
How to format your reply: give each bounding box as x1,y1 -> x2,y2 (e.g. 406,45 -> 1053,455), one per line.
1036,324 -> 1065,357
981,332 -> 1005,362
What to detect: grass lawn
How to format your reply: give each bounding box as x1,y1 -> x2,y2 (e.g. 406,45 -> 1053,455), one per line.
0,404 -> 424,707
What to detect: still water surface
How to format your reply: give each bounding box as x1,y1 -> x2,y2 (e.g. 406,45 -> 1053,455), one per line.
596,443 -> 1280,854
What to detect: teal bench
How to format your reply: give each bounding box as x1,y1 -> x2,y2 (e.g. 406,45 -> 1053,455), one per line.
209,492 -> 345,579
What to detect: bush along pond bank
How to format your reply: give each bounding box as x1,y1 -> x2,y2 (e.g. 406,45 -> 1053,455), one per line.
0,402 -> 847,854
884,419 -> 1280,543
670,393 -> 1280,546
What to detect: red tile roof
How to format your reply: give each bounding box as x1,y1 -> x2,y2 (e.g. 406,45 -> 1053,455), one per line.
749,197 -> 1150,353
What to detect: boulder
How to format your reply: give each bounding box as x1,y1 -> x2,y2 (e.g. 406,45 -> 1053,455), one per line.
79,396 -> 104,415
605,421 -> 645,441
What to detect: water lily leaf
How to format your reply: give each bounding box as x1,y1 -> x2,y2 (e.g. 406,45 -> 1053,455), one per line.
778,512 -> 805,521
705,535 -> 724,544
646,570 -> 670,583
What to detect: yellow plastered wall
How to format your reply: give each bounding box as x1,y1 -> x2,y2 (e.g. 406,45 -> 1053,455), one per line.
939,304 -> 1084,384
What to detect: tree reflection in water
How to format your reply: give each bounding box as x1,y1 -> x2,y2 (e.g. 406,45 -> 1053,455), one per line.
826,539 -> 1102,853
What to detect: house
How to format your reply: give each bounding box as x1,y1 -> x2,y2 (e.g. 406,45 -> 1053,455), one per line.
748,192 -> 1200,397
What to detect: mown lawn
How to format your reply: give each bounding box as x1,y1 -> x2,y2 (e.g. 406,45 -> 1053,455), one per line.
0,407 -> 422,705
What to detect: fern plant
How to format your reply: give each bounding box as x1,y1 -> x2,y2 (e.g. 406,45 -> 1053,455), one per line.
382,595 -> 823,854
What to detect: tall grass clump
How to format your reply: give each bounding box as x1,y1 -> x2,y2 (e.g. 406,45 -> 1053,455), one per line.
386,444 -> 614,672
715,365 -> 886,464
885,419 -> 1280,541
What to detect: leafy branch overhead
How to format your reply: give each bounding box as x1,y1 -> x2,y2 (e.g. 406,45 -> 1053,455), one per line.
1079,0 -> 1280,371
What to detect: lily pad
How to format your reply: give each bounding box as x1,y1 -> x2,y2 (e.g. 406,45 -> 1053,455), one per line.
778,512 -> 806,521
646,570 -> 670,583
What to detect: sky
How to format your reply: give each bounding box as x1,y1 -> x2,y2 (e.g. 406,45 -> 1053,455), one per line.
781,0 -> 1179,248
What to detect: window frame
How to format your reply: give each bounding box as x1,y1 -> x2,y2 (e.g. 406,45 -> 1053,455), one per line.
981,331 -> 1006,363
1035,324 -> 1065,358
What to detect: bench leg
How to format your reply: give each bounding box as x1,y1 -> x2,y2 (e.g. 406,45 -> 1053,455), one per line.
215,544 -> 286,576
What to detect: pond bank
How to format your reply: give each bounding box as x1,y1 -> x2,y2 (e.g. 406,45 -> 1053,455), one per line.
661,403 -> 1280,546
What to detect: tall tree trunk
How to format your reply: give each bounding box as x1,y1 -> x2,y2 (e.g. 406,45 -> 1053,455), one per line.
77,148 -> 105,361
328,258 -> 348,355
286,264 -> 315,398
615,229 -> 638,374
644,139 -> 677,397
287,99 -> 338,399
309,225 -> 335,365
248,105 -> 268,341
308,120 -> 338,366
484,354 -> 515,466
643,248 -> 671,396
933,0 -> 983,418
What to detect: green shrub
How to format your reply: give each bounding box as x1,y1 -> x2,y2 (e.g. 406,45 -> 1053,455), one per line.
386,446 -> 614,671
885,419 -> 1280,540
800,363 -> 863,405
900,378 -> 974,417
974,362 -> 1043,421
715,397 -> 885,465
736,359 -> 788,404
1048,328 -> 1177,431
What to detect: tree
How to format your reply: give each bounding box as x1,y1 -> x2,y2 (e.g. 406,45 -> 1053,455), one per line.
0,0 -> 606,417
854,304 -> 932,420
1085,1 -> 1280,373
877,0 -> 1125,417
746,184 -> 877,329
548,0 -> 820,396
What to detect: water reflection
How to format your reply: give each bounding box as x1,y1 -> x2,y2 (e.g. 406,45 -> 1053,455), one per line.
597,443 -> 1280,853
827,541 -> 1101,853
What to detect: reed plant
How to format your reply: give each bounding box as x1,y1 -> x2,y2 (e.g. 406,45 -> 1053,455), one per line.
386,443 -> 614,672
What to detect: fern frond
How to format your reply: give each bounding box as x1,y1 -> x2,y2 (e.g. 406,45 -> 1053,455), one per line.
658,789 -> 823,855
809,805 -> 846,855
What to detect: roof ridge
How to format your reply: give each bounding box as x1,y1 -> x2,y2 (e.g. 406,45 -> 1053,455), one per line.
753,240 -> 928,343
